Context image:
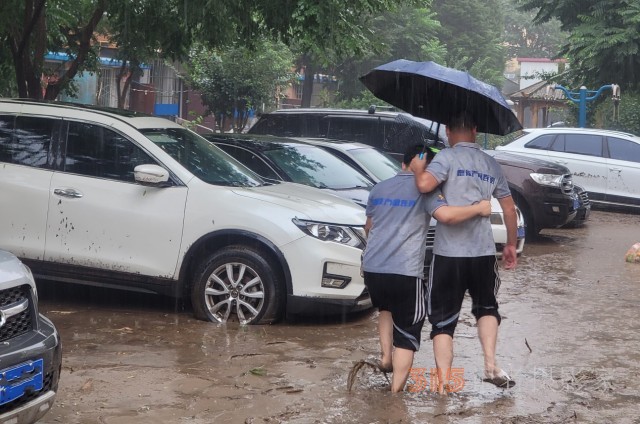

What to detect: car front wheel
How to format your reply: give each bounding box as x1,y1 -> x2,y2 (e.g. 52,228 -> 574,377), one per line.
191,246 -> 283,324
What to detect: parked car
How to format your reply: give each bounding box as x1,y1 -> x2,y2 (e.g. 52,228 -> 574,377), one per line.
249,107 -> 448,160
0,99 -> 370,325
485,150 -> 576,237
0,249 -> 61,424
565,184 -> 591,227
250,108 -> 575,238
201,134 -> 375,207
495,127 -> 640,209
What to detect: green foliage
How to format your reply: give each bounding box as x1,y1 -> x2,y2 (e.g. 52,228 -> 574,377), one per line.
518,0 -> 640,91
594,91 -> 640,135
187,40 -> 295,132
333,2 -> 445,102
432,0 -> 507,86
503,0 -> 567,59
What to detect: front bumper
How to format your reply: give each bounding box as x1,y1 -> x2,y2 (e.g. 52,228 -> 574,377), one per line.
0,314 -> 62,424
534,188 -> 577,229
279,235 -> 371,316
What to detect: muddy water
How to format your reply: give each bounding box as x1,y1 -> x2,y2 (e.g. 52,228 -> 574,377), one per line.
37,210 -> 640,424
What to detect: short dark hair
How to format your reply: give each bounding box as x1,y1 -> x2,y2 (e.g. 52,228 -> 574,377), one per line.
447,111 -> 476,131
403,144 -> 436,166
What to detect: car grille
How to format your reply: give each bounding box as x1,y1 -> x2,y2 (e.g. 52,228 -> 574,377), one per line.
0,284 -> 33,342
561,174 -> 573,195
579,191 -> 590,206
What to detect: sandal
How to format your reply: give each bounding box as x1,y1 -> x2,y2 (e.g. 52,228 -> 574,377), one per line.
483,370 -> 515,388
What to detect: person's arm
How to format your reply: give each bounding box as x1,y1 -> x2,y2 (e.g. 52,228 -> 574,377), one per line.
409,155 -> 440,193
364,216 -> 373,237
497,195 -> 518,269
432,199 -> 492,225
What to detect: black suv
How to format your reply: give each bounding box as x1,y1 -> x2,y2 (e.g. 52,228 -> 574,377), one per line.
249,108 -> 579,237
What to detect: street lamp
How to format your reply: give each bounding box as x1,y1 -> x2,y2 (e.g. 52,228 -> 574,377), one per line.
549,84 -> 620,128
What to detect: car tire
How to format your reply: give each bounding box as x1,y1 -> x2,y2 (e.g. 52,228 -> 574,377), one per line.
191,246 -> 283,325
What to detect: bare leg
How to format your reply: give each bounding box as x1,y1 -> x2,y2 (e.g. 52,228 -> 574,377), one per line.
391,348 -> 414,392
432,333 -> 453,393
378,310 -> 393,370
477,315 -> 499,375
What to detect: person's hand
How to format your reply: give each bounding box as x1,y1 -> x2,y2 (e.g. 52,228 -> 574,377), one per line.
502,245 -> 517,269
409,154 -> 428,174
478,199 -> 491,217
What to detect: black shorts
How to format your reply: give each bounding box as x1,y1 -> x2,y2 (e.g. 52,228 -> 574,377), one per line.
363,272 -> 426,351
427,255 -> 501,339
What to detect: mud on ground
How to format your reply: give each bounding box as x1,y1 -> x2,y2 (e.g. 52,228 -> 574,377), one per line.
37,210 -> 640,423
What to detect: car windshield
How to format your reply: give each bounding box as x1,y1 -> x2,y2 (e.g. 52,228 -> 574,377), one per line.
261,144 -> 374,189
348,148 -> 400,182
141,128 -> 263,187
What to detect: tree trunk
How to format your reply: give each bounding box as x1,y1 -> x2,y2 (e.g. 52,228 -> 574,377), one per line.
301,60 -> 315,108
116,62 -> 134,109
9,0 -> 46,99
44,0 -> 107,100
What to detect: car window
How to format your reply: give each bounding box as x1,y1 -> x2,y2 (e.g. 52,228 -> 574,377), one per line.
325,116 -> 381,147
524,134 -> 556,150
348,148 -> 400,181
549,134 -> 565,152
141,128 -> 263,187
216,144 -> 281,180
607,137 -> 640,163
261,144 -> 374,189
563,134 -> 603,157
0,115 -> 55,168
64,121 -> 156,182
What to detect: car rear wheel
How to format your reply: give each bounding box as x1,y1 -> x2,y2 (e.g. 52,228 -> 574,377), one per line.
191,246 -> 283,324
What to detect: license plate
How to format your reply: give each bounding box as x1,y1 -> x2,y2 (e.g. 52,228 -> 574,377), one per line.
573,198 -> 580,210
517,226 -> 525,238
0,359 -> 44,406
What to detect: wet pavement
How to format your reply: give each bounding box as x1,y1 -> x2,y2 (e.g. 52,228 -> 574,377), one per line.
37,209 -> 640,423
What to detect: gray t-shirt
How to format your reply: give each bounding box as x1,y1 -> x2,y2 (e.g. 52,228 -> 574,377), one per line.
363,171 -> 446,278
427,142 -> 511,257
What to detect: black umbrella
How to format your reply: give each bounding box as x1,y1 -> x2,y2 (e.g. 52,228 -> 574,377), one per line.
384,113 -> 446,153
360,59 -> 522,136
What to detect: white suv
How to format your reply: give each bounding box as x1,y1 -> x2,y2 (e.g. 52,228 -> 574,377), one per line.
0,100 -> 369,324
496,127 -> 640,208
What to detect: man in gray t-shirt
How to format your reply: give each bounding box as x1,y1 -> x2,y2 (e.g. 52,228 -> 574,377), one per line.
410,111 -> 518,392
363,144 -> 490,393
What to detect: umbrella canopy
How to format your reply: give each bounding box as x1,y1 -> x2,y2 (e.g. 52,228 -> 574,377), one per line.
384,113 -> 446,153
359,59 -> 522,136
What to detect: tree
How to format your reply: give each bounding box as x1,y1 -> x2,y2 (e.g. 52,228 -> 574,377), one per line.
333,2 -> 445,103
432,0 -> 507,86
0,0 -> 106,100
502,0 -> 566,59
267,0 -> 412,107
187,40 -> 295,132
517,0 -> 640,91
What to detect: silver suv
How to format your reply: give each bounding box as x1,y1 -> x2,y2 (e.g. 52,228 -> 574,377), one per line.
0,250 -> 61,424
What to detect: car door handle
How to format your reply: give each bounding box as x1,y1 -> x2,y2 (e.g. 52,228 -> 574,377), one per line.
54,188 -> 83,198
609,167 -> 622,172
554,160 -> 568,165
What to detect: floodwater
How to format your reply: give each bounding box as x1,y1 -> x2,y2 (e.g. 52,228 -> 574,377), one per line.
37,210 -> 640,423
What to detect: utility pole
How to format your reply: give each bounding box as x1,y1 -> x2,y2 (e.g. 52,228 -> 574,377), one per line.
549,84 -> 621,128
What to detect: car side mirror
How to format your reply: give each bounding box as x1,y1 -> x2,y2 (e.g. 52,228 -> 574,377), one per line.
134,164 -> 171,186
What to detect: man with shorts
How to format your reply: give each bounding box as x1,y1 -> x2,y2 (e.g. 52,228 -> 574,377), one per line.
410,111 -> 518,392
363,144 -> 491,393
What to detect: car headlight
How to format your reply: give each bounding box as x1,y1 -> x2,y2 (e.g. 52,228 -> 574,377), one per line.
292,218 -> 366,249
530,173 -> 565,188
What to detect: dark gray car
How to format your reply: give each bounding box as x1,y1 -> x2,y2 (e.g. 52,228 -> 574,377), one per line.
0,250 -> 61,424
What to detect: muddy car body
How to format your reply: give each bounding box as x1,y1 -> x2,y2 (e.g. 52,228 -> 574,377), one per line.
0,100 -> 369,325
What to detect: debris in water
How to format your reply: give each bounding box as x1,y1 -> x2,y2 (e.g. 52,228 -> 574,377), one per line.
347,359 -> 390,392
